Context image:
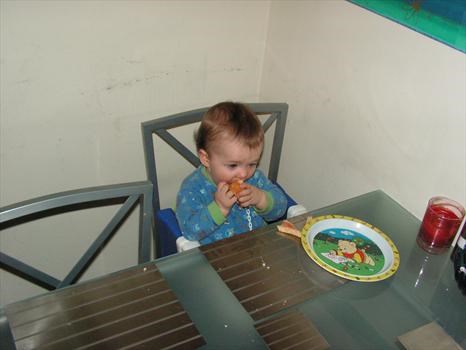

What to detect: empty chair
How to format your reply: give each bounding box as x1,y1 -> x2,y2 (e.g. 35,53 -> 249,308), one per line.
0,181 -> 153,291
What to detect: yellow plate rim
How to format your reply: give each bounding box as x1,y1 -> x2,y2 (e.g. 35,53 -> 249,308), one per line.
301,215 -> 400,282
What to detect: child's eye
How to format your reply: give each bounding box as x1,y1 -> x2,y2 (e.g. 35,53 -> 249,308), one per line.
227,164 -> 237,169
249,163 -> 258,168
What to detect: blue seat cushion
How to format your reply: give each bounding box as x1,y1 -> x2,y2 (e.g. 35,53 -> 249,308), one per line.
274,181 -> 297,221
155,208 -> 182,257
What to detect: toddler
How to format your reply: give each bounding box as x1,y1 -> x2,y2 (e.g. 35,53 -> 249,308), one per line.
176,101 -> 288,244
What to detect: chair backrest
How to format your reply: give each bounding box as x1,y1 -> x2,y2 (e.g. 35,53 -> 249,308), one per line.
0,181 -> 153,291
141,103 -> 289,214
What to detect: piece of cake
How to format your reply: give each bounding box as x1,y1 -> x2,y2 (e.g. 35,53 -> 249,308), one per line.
276,220 -> 301,238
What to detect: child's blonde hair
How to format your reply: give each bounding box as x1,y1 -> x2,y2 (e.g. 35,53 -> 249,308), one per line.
195,102 -> 264,152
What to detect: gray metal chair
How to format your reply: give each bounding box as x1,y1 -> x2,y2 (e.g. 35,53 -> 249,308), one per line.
0,181 -> 153,290
142,103 -> 304,258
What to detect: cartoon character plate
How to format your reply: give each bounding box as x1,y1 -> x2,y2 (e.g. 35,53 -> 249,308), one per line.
301,215 -> 400,282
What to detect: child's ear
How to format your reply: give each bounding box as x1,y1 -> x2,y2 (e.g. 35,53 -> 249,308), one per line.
198,149 -> 210,168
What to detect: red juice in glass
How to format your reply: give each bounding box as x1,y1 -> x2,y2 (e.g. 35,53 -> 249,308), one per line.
417,197 -> 465,254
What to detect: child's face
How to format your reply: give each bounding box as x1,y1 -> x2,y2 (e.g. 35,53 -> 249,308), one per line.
199,136 -> 263,185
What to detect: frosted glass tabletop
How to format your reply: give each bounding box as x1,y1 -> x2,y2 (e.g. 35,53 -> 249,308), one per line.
2,190 -> 465,349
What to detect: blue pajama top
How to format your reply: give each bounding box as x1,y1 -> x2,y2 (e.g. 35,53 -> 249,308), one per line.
176,166 -> 287,245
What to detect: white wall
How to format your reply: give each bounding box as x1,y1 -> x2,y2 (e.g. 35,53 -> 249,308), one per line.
261,0 -> 465,219
0,0 -> 270,305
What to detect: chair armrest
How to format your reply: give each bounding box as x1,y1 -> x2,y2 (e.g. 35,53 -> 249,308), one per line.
176,236 -> 201,252
287,204 -> 308,218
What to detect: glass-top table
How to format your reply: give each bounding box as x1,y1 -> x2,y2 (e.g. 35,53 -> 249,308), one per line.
1,190 -> 465,349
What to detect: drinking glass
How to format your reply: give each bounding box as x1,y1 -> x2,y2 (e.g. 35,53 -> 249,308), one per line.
416,196 -> 465,254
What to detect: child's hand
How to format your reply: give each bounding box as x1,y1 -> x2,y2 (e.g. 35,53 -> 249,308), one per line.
236,183 -> 267,210
215,182 -> 237,217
